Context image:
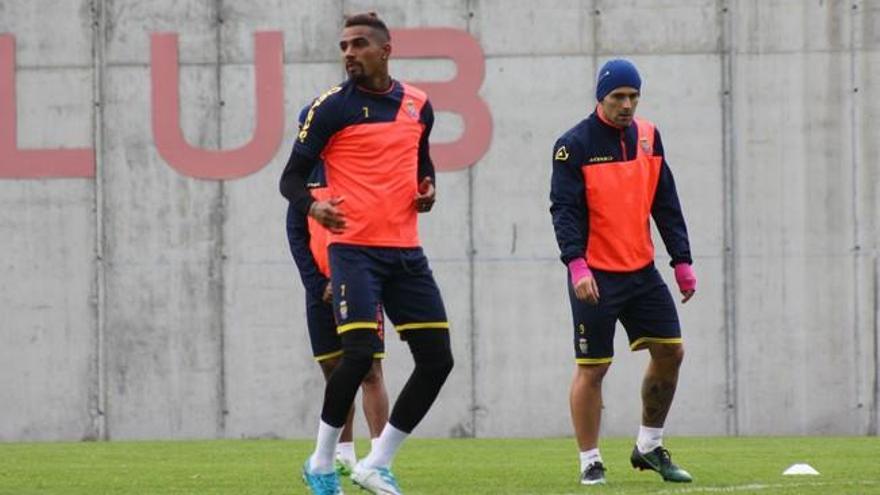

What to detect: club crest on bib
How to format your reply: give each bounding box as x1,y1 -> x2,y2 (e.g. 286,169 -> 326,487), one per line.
639,136 -> 652,155
405,99 -> 418,120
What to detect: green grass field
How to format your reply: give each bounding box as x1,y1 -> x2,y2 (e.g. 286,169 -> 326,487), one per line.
0,437 -> 877,494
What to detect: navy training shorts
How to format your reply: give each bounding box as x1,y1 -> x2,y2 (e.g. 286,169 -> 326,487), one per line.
329,244 -> 449,337
567,264 -> 681,364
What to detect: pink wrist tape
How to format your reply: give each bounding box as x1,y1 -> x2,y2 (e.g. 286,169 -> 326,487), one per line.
674,263 -> 696,291
568,258 -> 592,286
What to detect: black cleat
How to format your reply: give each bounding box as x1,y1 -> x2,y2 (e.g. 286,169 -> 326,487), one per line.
630,445 -> 692,483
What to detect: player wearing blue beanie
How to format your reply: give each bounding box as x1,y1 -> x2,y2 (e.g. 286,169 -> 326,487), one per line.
550,58 -> 696,487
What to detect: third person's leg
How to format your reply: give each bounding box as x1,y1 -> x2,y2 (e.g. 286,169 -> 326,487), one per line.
361,306 -> 390,442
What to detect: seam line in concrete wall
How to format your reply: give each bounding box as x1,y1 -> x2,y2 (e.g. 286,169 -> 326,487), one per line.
719,0 -> 738,436
215,0 -> 228,437
466,0 -> 477,439
872,256 -> 879,435
22,44 -> 868,69
8,47 -> 876,71
12,64 -> 101,70
467,120 -> 477,438
849,0 -> 865,431
590,0 -> 599,69
90,0 -> 108,442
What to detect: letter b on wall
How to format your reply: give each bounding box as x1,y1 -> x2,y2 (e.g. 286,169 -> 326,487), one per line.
392,28 -> 493,172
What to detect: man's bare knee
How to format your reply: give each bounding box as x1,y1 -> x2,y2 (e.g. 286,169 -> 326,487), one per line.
576,363 -> 611,386
650,344 -> 684,367
362,359 -> 384,386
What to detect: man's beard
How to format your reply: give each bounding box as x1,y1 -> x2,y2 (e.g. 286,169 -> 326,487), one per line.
346,63 -> 365,83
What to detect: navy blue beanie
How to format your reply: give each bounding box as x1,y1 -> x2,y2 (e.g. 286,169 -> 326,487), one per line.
595,59 -> 641,101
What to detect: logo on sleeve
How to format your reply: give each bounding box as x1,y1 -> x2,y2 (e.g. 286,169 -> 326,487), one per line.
554,146 -> 570,161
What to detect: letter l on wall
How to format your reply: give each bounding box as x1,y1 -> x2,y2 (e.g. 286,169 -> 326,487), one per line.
0,34 -> 95,178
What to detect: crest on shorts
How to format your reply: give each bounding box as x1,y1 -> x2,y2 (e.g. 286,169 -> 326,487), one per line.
405,99 -> 418,119
339,300 -> 348,320
578,337 -> 588,355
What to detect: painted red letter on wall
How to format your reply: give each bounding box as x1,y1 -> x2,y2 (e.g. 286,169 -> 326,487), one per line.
392,28 -> 492,171
151,31 -> 284,180
0,35 -> 95,178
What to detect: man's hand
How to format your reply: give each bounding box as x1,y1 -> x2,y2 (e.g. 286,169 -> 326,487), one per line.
321,282 -> 333,304
674,263 -> 696,304
414,177 -> 435,213
309,197 -> 346,234
568,258 -> 599,305
573,275 -> 600,305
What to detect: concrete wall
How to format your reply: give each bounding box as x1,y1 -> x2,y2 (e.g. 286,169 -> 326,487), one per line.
0,0 -> 877,441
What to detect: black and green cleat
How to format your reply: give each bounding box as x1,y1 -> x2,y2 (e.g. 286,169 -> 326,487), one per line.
630,446 -> 693,483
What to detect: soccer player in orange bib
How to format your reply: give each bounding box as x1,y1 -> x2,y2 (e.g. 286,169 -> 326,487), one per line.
280,13 -> 452,495
550,59 -> 696,486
